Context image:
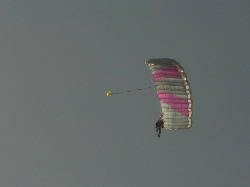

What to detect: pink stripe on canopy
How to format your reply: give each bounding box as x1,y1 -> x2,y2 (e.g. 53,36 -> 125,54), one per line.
153,66 -> 181,81
157,90 -> 189,117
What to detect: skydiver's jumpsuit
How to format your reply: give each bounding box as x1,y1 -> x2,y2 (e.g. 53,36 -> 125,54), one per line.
156,115 -> 164,137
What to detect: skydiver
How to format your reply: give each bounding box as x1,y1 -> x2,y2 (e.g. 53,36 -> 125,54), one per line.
155,114 -> 164,138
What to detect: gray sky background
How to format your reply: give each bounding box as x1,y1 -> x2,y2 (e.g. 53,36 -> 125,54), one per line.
0,0 -> 249,186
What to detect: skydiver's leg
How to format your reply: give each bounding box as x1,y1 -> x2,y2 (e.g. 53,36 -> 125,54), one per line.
158,128 -> 161,137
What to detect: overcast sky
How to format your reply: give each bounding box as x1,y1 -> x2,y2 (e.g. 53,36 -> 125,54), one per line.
0,0 -> 249,186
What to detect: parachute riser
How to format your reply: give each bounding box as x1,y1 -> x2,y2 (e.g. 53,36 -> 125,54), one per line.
106,86 -> 152,96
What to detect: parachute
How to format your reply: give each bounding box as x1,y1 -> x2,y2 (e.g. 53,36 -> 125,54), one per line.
106,58 -> 192,131
145,58 -> 192,130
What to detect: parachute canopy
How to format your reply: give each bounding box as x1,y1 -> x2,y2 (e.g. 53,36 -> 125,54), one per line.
146,58 -> 192,130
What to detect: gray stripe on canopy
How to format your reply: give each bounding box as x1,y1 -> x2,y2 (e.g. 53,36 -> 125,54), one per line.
154,81 -> 186,88
161,108 -> 192,114
160,102 -> 192,109
156,88 -> 187,95
166,123 -> 189,130
147,60 -> 179,73
155,85 -> 186,92
163,117 -> 188,123
146,58 -> 178,66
